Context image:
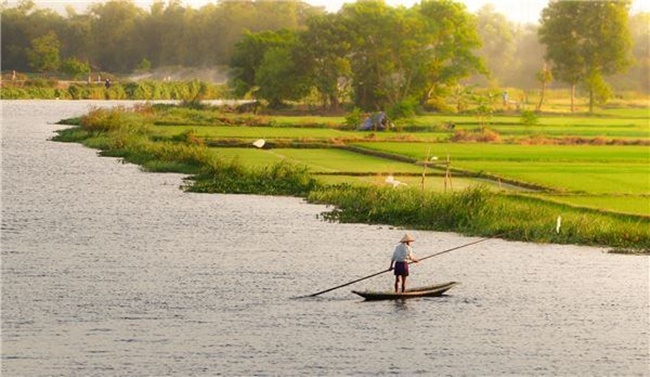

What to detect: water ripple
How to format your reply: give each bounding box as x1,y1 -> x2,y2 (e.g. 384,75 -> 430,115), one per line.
2,100 -> 648,376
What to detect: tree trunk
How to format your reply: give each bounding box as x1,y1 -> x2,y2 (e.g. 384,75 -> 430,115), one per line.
589,88 -> 594,113
570,84 -> 575,113
536,80 -> 546,111
329,94 -> 340,112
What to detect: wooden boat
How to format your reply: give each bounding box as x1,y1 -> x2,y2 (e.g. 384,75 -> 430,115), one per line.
352,281 -> 459,301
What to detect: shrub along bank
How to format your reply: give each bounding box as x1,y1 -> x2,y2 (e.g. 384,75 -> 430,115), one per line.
52,106 -> 649,252
1,80 -> 227,100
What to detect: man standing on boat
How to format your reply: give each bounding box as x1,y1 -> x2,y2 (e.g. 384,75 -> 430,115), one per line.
390,234 -> 419,293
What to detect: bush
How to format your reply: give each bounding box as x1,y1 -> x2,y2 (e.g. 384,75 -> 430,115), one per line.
450,127 -> 500,142
520,110 -> 539,127
387,98 -> 418,120
344,107 -> 363,130
24,78 -> 57,88
189,159 -> 320,197
308,185 -> 493,232
80,107 -> 150,134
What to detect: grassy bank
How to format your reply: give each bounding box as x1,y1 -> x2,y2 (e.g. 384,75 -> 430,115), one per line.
1,79 -> 228,100
308,185 -> 648,250
52,104 -> 650,253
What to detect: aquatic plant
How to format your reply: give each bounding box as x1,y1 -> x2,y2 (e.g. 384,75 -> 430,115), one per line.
308,185 -> 491,231
79,107 -> 151,134
189,159 -> 320,197
307,185 -> 649,250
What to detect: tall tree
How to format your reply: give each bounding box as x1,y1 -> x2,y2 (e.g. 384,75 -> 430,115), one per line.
297,13 -> 352,110
415,0 -> 484,104
208,1 -> 322,66
535,62 -> 553,111
88,0 -> 145,72
539,0 -> 632,112
610,12 -> 650,93
626,12 -> 650,93
256,45 -> 310,107
474,4 -> 516,87
229,29 -> 298,98
1,1 -> 66,72
27,31 -> 61,73
61,57 -> 91,79
60,9 -> 92,65
510,24 -> 545,89
338,1 -> 398,110
1,1 -> 35,71
336,0 -> 482,110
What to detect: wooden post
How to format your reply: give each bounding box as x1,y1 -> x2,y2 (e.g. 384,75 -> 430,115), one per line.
421,148 -> 430,191
444,153 -> 453,192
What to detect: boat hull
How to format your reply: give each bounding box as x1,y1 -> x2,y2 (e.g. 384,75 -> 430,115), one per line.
352,281 -> 459,301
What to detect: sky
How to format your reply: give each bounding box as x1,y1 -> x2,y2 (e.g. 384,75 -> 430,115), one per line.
17,0 -> 650,25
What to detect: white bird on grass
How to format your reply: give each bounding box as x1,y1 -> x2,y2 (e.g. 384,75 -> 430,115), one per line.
385,175 -> 407,188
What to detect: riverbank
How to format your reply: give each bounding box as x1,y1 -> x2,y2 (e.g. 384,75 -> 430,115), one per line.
52,103 -> 649,253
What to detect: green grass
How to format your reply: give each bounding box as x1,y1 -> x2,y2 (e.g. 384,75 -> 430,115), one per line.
154,125 -> 347,140
353,142 -> 649,162
452,161 -> 649,194
264,148 -> 423,173
539,195 -> 649,216
151,109 -> 650,143
208,147 -> 509,192
308,185 -> 650,250
596,108 -> 650,118
409,113 -> 649,139
209,147 -> 424,173
313,174 -> 496,191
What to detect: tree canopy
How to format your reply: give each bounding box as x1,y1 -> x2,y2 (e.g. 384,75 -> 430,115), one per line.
1,0 -> 647,110
1,0 -> 321,74
539,0 -> 633,112
232,0 -> 483,110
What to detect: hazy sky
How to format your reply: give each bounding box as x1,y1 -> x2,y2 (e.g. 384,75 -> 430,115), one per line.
21,0 -> 650,25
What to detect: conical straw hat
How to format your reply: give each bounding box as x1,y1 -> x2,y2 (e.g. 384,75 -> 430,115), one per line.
400,234 -> 415,243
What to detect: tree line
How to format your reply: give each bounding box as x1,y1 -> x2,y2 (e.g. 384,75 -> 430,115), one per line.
2,0 -> 320,74
1,0 -> 648,112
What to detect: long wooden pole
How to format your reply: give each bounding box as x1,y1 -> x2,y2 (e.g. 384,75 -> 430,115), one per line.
303,234 -> 502,298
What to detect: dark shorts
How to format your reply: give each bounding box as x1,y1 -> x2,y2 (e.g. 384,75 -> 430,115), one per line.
394,261 -> 409,276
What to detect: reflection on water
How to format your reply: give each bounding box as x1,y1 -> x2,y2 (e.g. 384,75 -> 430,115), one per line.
2,100 -> 648,376
393,299 -> 409,312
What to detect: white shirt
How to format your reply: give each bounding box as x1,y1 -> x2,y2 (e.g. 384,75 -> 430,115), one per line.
392,243 -> 414,262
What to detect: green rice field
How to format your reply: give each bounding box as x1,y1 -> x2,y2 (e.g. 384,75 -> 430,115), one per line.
151,105 -> 649,140
114,105 -> 650,217
210,147 -> 421,173
349,142 -> 649,215
170,110 -> 647,217
55,103 -> 650,249
351,142 -> 649,163
209,147 -> 504,191
541,195 -> 649,216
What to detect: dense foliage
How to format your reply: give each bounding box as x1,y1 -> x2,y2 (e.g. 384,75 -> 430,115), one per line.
231,0 -> 484,110
1,0 -> 319,73
539,1 -> 633,112
2,0 -> 648,110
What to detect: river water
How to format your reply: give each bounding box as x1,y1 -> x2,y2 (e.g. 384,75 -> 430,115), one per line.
2,100 -> 648,376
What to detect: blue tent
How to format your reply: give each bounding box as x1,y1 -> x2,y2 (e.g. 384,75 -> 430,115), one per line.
358,112 -> 388,131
